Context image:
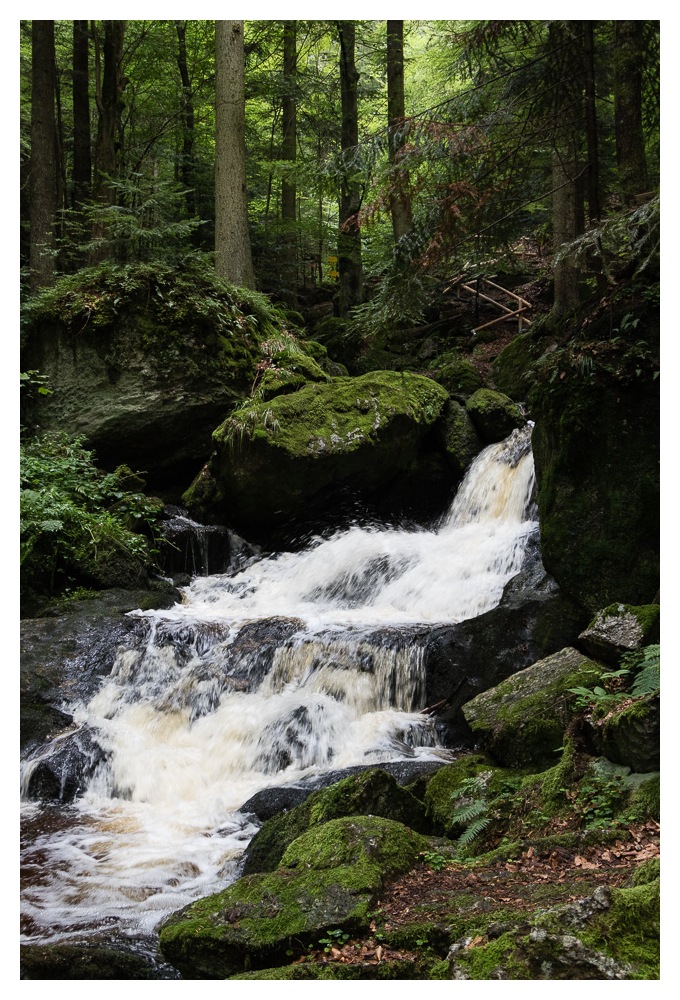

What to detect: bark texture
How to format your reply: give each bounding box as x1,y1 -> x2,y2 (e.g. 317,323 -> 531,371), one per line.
215,20 -> 255,289
29,20 -> 57,290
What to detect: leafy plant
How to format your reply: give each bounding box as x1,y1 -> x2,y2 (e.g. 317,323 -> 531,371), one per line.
450,772 -> 495,852
317,928 -> 351,953
20,432 -> 162,596
419,850 -> 451,872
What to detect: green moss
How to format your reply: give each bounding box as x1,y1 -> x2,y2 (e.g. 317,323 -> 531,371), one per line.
228,959 -> 424,980
243,768 -> 430,875
159,816 -> 427,979
428,350 -> 482,398
491,332 -> 542,399
629,858 -> 660,886
465,388 -> 525,444
423,754 -> 503,835
462,649 -> 600,768
583,879 -> 660,979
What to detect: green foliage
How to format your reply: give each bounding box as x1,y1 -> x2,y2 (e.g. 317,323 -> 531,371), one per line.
316,928 -> 351,953
20,432 -> 161,594
568,645 -> 660,711
624,644 -> 660,698
450,773 -> 495,853
419,850 -> 452,872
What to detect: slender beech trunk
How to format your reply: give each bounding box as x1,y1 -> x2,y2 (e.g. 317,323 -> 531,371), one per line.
582,21 -> 601,223
72,20 -> 92,209
93,20 -> 126,205
614,20 -> 648,204
386,20 -> 412,245
175,21 -> 196,219
29,20 -> 58,290
215,20 -> 255,288
281,20 -> 297,294
337,21 -> 363,317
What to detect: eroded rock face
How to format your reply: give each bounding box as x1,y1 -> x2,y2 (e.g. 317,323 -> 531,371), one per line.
20,264 -> 280,487
184,371 -> 451,531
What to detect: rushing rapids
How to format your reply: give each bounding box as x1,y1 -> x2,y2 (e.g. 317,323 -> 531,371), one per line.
20,425 -> 537,955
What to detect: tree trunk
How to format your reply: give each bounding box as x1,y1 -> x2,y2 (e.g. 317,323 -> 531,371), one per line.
29,20 -> 58,291
582,21 -> 601,223
215,20 -> 255,288
175,21 -> 196,219
552,148 -> 580,316
337,20 -> 363,317
386,20 -> 412,245
93,20 -> 126,205
614,20 -> 648,204
281,20 -> 297,295
72,20 -> 92,209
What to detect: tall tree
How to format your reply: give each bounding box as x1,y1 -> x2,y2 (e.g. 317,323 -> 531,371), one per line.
29,19 -> 58,290
614,20 -> 648,204
215,20 -> 255,288
175,20 -> 196,220
386,20 -> 412,244
72,20 -> 92,210
337,20 -> 363,316
281,20 -> 297,292
93,20 -> 126,205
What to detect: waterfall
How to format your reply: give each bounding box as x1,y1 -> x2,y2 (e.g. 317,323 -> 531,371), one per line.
21,425 -> 537,949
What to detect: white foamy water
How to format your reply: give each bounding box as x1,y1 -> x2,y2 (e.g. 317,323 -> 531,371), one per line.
21,425 -> 537,947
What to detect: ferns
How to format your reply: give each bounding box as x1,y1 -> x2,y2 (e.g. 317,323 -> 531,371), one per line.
449,772 -> 495,853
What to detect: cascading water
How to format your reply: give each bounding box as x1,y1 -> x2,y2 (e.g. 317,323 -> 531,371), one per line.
20,424 -> 537,958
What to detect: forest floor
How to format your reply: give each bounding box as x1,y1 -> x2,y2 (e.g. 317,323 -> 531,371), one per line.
297,820 -> 660,969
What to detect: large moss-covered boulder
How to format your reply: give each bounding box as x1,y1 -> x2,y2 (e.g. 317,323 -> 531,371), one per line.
186,371 -> 449,530
20,262 -> 286,485
465,389 -> 526,444
578,603 -> 660,664
529,313 -> 659,612
461,648 -> 600,768
422,753 -> 507,836
241,767 -> 430,875
158,816 -> 427,979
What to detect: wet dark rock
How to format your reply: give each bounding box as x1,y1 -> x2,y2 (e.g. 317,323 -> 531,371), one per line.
20,942 -> 181,980
23,726 -> 106,802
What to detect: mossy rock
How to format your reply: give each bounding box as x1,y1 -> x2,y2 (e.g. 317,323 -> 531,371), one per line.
465,389 -> 526,444
590,696 -> 660,774
19,943 -> 168,980
159,816 -> 428,979
445,880 -> 660,979
530,333 -> 659,612
422,753 -> 505,836
491,332 -> 543,399
578,603 -> 660,664
228,959 -> 426,979
461,648 -> 600,768
242,767 -> 430,875
20,261 -> 283,484
428,350 -> 483,398
437,400 -> 485,477
192,371 -> 449,529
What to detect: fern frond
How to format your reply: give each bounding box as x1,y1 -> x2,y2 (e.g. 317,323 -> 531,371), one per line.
458,815 -> 492,847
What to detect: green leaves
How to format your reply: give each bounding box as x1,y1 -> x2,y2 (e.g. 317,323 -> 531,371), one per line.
20,432 -> 162,594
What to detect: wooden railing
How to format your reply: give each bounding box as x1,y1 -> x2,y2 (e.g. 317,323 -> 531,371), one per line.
448,277 -> 533,334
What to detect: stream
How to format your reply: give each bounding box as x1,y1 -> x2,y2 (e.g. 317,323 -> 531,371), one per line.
20,424 -> 537,967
